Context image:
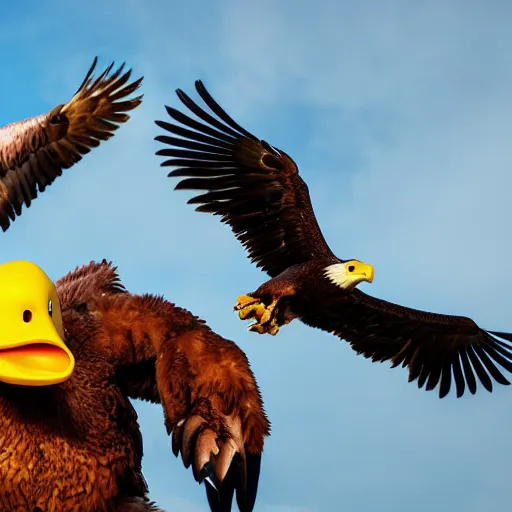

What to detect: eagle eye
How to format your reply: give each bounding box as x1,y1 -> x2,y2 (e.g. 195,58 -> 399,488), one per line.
48,299 -> 53,317
348,265 -> 355,272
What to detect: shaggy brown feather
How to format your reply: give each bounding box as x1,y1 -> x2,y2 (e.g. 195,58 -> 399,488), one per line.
156,81 -> 512,399
0,57 -> 143,231
0,261 -> 269,512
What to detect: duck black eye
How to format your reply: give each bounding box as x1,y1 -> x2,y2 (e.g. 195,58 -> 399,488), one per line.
23,310 -> 32,323
48,300 -> 53,317
348,265 -> 355,272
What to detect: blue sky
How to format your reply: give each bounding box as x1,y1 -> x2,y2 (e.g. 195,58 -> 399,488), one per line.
2,0 -> 512,510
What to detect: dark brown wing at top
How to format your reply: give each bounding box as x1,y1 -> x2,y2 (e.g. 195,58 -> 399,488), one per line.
154,80 -> 336,278
0,57 -> 143,232
299,288 -> 512,398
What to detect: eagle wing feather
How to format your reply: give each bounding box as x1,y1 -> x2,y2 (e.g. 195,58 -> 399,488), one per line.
155,80 -> 335,278
300,287 -> 512,398
0,57 -> 143,231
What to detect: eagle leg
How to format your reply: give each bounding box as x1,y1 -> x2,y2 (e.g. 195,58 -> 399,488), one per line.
234,295 -> 281,336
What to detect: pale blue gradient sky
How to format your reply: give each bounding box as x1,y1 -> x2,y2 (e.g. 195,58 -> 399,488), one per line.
2,1 -> 512,511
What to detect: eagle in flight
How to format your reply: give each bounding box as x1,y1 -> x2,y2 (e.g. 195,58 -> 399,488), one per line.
155,80 -> 512,400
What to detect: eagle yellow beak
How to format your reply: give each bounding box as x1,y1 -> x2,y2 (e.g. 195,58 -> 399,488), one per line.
0,260 -> 75,387
345,260 -> 375,285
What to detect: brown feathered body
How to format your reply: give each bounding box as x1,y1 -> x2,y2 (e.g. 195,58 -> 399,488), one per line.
0,336 -> 149,512
0,261 -> 269,512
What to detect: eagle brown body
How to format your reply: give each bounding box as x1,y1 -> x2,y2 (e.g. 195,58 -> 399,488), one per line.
0,57 -> 142,231
155,80 -> 512,399
0,260 -> 269,512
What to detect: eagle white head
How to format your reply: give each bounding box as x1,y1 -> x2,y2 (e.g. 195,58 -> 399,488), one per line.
324,260 -> 375,290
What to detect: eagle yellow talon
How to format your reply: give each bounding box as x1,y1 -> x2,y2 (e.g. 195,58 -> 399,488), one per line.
266,323 -> 280,336
248,320 -> 280,336
235,294 -> 267,321
235,295 -> 281,336
248,323 -> 265,334
236,302 -> 267,321
234,294 -> 260,311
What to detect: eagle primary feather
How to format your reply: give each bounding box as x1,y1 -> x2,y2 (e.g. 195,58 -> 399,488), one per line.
155,80 -> 512,399
0,57 -> 143,231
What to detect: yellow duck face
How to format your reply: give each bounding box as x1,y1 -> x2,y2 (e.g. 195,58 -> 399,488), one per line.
0,260 -> 75,387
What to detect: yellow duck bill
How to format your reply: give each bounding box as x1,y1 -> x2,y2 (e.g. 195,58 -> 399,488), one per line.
0,336 -> 74,387
0,260 -> 75,386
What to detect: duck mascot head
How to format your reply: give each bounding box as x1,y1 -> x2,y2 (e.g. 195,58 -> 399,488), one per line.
0,260 -> 75,386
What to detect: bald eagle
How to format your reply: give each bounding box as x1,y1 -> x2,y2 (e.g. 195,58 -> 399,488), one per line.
155,80 -> 512,399
0,56 -> 143,231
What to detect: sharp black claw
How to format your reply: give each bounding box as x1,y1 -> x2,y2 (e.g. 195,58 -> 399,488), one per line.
204,475 -> 218,492
199,461 -> 218,492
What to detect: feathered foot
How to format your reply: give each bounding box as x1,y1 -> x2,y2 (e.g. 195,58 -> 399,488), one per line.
234,295 -> 280,336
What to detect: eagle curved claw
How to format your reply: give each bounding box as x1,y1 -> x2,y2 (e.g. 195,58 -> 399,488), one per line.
199,462 -> 218,491
170,403 -> 263,511
172,413 -> 223,479
248,322 -> 280,336
235,295 -> 280,335
159,328 -> 269,511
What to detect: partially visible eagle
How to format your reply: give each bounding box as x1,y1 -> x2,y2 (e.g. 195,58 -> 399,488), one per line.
155,80 -> 512,399
0,259 -> 269,512
0,56 -> 143,231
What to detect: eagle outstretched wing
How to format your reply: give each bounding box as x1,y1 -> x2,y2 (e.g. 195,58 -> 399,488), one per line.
155,80 -> 336,278
0,57 -> 143,231
299,287 -> 512,398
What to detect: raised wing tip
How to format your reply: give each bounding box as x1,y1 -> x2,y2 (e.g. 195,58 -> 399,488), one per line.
176,88 -> 190,104
74,56 -> 99,94
131,93 -> 144,103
